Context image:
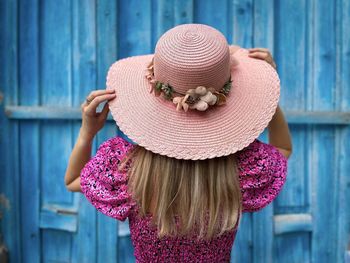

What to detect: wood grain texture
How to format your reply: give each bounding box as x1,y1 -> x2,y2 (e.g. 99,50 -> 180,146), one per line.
0,0 -> 349,262
0,0 -> 22,263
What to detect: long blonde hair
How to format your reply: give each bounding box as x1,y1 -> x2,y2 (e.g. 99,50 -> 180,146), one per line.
119,145 -> 242,240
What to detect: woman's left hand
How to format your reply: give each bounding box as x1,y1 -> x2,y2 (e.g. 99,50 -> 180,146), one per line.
79,89 -> 116,142
248,47 -> 277,70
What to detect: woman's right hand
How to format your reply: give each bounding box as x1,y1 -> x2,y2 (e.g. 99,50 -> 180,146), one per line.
247,47 -> 277,70
79,89 -> 116,142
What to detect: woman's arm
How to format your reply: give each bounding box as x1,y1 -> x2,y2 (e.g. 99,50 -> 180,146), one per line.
64,131 -> 93,192
267,105 -> 292,159
248,48 -> 293,159
64,89 -> 116,192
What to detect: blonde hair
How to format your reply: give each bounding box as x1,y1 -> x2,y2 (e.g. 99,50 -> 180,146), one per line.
119,145 -> 242,240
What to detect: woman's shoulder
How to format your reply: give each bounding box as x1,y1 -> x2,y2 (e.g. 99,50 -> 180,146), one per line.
99,135 -> 135,155
235,139 -> 288,212
235,138 -> 288,171
236,138 -> 287,159
80,135 -> 137,221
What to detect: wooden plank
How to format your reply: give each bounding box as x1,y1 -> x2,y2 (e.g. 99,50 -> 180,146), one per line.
19,122 -> 41,256
336,0 -> 350,261
5,106 -> 83,119
118,236 -> 136,263
251,206 -> 274,263
253,0 -> 274,49
314,3 -> 336,111
286,111 -> 350,124
40,0 -> 76,261
193,0 -> 229,35
274,214 -> 313,235
274,0 -> 307,111
274,232 -> 311,263
335,124 -> 350,263
154,0 -> 174,41
273,0 -> 312,261
15,105 -> 350,122
41,229 -> 71,262
5,106 -> 350,124
312,0 -> 339,262
18,0 -> 40,105
8,122 -> 21,261
304,3 -> 315,252
231,213 -> 253,263
96,0 -> 118,93
117,0 -> 152,58
174,0 -> 193,25
39,209 -> 78,232
232,0 -> 253,48
304,7 -> 315,260
18,0 -> 41,261
0,0 -> 22,262
312,126 -> 339,262
40,2 -> 73,106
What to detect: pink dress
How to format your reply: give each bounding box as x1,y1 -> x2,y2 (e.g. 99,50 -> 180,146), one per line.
80,136 -> 288,262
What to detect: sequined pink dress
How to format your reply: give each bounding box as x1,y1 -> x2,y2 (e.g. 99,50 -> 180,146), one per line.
80,136 -> 288,262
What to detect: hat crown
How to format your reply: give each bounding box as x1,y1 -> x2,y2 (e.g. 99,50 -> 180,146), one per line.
153,24 -> 231,94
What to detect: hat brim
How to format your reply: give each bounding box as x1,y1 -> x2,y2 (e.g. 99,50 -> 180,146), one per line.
106,48 -> 280,160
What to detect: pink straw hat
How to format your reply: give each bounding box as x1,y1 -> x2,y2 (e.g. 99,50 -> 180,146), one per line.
106,23 -> 280,160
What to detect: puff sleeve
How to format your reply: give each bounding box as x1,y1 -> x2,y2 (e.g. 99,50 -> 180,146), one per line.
80,136 -> 136,221
236,139 -> 288,213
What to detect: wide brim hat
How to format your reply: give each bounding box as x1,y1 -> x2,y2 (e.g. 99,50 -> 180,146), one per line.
106,24 -> 280,160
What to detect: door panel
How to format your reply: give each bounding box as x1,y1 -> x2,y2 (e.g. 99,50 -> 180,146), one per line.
1,0 -> 350,262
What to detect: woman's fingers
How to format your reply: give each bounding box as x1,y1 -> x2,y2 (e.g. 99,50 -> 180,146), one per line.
79,89 -> 115,140
86,89 -> 115,101
248,50 -> 276,69
81,89 -> 115,109
248,47 -> 270,53
85,93 -> 116,115
249,51 -> 270,59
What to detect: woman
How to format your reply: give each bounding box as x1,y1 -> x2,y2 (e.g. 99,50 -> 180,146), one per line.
65,24 -> 292,262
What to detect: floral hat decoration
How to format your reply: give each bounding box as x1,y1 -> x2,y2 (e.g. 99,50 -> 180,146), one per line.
106,23 -> 280,160
145,56 -> 236,112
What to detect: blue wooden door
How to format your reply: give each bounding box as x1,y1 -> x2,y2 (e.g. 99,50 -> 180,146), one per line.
1,0 -> 349,262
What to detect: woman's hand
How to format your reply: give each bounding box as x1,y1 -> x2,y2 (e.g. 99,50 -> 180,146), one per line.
248,48 -> 277,70
64,89 -> 116,192
79,89 -> 116,142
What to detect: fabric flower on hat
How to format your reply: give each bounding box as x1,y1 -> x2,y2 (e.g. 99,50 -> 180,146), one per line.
172,94 -> 191,112
173,86 -> 226,112
145,61 -> 158,95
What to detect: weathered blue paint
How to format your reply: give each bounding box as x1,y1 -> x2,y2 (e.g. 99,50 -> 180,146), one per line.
0,0 -> 349,262
5,106 -> 350,125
